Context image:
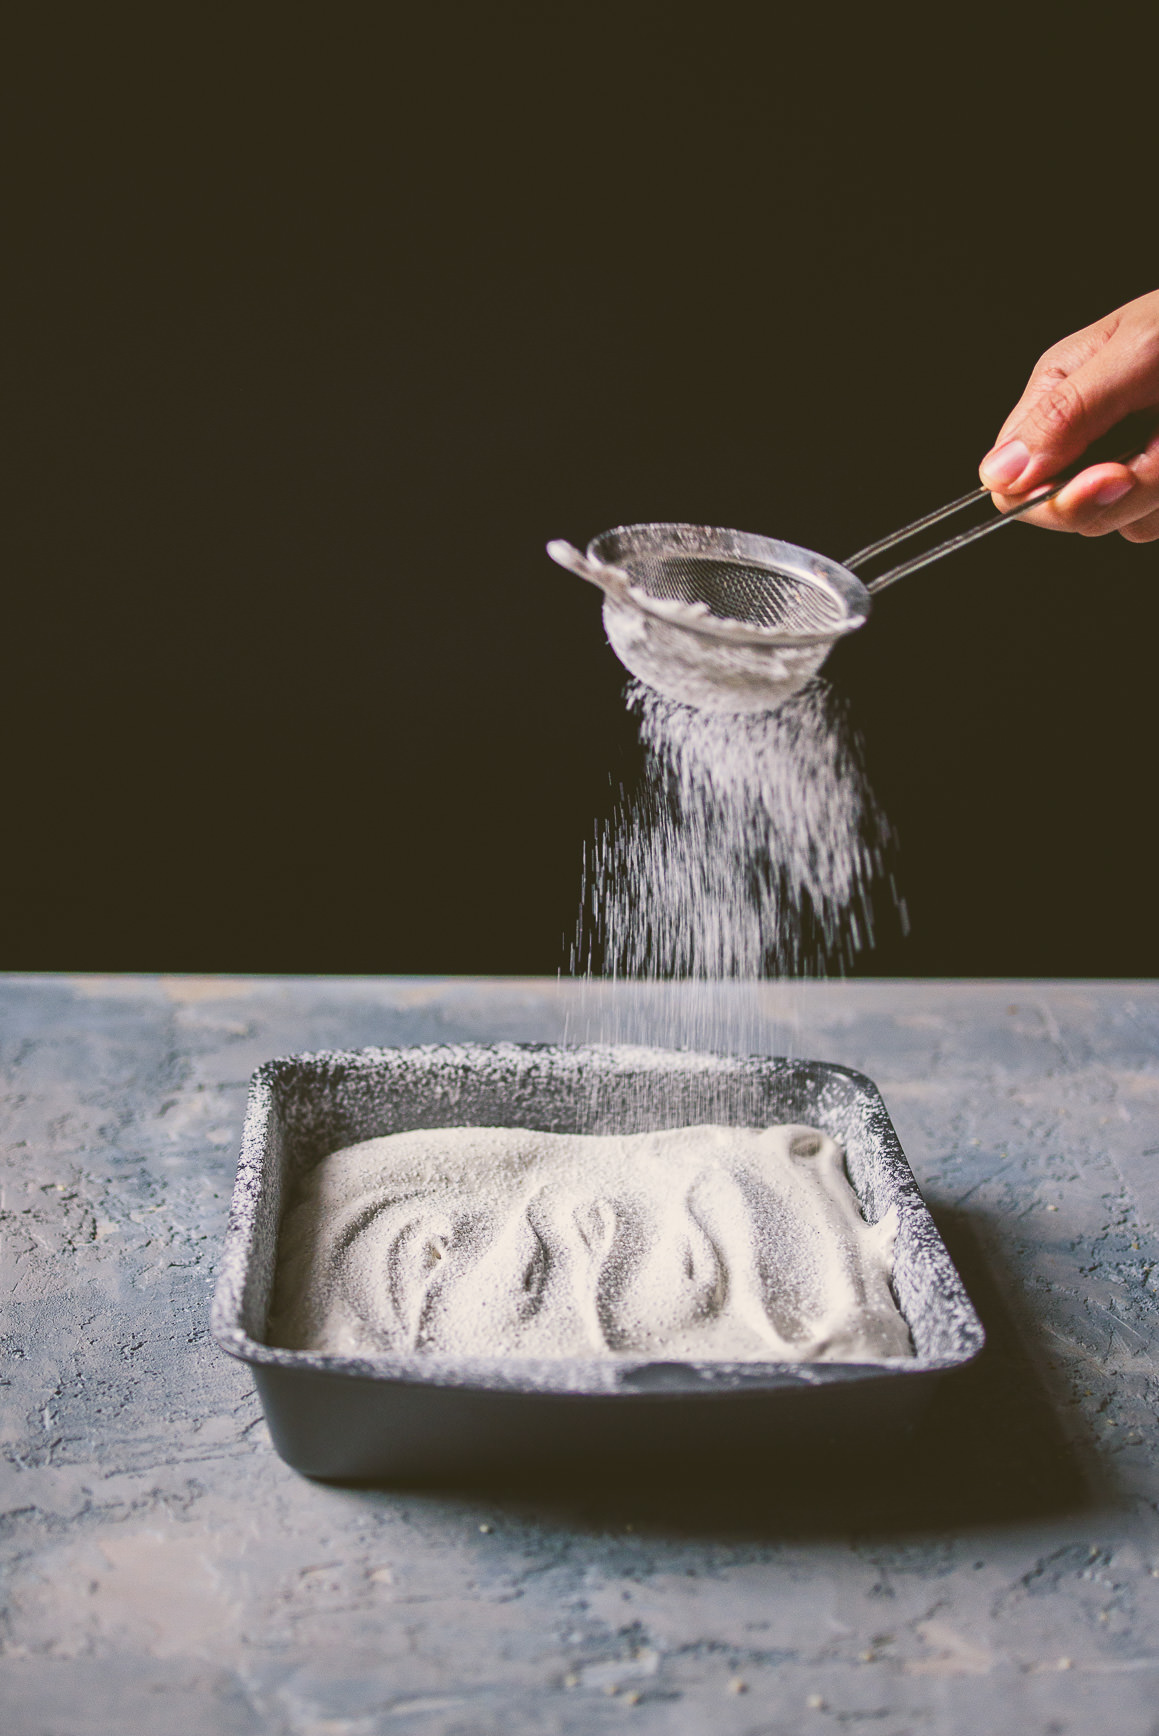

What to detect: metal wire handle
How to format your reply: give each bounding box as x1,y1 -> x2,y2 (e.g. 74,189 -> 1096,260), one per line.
846,411 -> 1156,595
846,482 -> 1063,594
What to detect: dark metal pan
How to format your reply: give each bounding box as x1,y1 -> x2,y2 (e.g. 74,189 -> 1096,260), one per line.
212,1043 -> 984,1482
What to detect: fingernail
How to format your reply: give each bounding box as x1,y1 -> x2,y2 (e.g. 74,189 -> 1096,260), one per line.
980,439 -> 1031,489
1094,476 -> 1133,507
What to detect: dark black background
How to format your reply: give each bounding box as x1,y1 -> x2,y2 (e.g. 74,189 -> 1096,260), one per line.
5,9 -> 1158,976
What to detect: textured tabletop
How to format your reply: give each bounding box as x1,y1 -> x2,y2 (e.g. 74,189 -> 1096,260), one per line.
2,974 -> 1159,1736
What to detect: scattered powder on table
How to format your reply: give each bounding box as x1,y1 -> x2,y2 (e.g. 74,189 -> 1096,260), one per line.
268,1123 -> 912,1363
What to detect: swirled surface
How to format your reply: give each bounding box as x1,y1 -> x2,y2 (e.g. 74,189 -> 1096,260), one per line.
269,1124 -> 912,1363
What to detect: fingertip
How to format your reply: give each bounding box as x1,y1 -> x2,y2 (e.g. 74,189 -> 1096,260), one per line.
1093,476 -> 1134,508
1056,462 -> 1135,514
979,438 -> 1031,490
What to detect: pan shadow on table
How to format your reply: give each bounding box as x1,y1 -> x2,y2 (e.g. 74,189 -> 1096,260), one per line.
344,1207 -> 1102,1542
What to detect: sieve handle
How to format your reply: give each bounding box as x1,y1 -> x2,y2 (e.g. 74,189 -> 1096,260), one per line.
848,409 -> 1157,595
546,539 -> 634,601
855,483 -> 1063,594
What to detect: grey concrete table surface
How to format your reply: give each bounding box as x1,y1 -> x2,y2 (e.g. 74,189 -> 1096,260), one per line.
3,974 -> 1159,1736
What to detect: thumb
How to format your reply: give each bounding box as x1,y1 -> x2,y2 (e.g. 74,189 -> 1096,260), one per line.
980,332 -> 1144,494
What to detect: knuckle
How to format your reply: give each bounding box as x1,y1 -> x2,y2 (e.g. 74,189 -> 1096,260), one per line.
1024,357 -> 1067,404
1028,376 -> 1087,443
1125,323 -> 1159,381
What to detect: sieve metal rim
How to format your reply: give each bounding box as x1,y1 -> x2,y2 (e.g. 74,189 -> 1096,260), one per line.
585,522 -> 871,648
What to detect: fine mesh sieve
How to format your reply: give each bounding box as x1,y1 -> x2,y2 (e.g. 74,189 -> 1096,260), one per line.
548,524 -> 867,713
548,414 -> 1155,713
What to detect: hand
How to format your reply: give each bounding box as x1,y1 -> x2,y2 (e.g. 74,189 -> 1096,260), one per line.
979,288 -> 1159,543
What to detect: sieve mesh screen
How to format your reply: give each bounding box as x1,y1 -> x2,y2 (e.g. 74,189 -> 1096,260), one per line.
618,552 -> 847,635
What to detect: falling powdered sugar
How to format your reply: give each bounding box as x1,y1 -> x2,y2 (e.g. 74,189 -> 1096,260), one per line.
575,680 -> 904,993
268,1122 -> 912,1364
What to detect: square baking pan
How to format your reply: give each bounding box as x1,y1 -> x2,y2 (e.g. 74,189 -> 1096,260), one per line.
212,1042 -> 984,1482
